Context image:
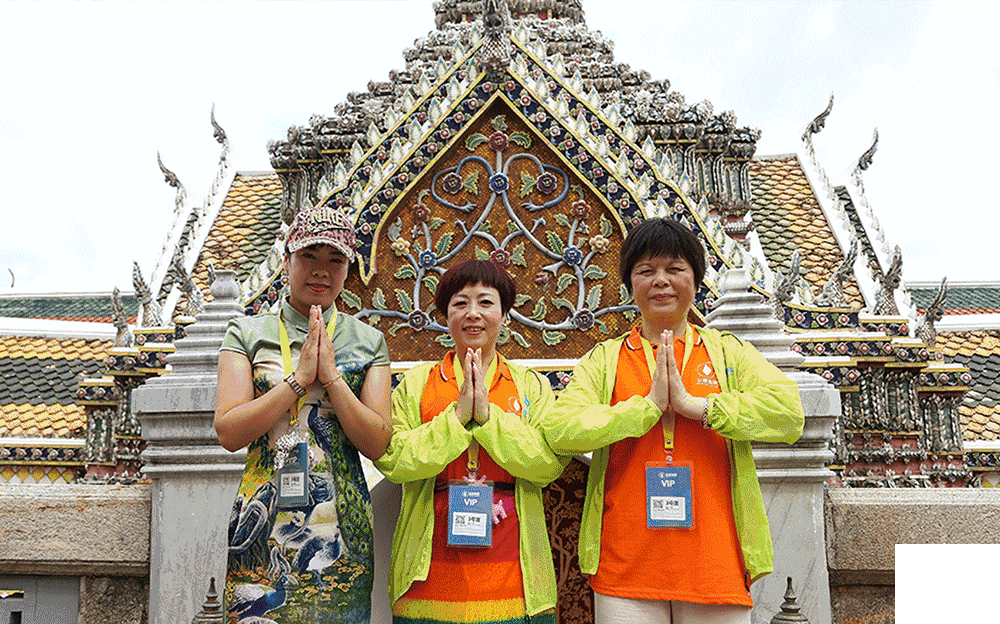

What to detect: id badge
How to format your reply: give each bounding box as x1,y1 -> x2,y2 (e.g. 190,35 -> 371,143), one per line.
277,442 -> 309,509
447,480 -> 493,547
646,462 -> 693,528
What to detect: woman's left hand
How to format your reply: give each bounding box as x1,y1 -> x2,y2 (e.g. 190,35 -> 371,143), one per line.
471,348 -> 490,425
664,330 -> 707,421
316,307 -> 341,387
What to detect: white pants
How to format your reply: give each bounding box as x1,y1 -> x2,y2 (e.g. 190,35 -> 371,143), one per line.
593,591 -> 752,624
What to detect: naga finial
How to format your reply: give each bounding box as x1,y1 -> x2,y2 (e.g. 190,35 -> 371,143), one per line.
873,245 -> 902,316
157,151 -> 187,213
856,128 -> 879,172
916,277 -> 948,348
816,239 -> 858,308
770,249 -> 802,321
110,287 -> 133,348
802,92 -> 834,142
211,102 -> 228,147
172,250 -> 205,318
132,261 -> 163,327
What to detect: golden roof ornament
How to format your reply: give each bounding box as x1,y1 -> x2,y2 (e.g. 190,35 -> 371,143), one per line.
191,577 -> 225,624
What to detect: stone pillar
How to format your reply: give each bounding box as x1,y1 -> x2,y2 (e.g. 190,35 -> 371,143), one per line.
132,271 -> 246,624
79,378 -> 120,479
706,267 -> 838,624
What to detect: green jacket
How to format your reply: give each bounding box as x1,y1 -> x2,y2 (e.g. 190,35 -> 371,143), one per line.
374,357 -> 569,616
540,326 -> 804,582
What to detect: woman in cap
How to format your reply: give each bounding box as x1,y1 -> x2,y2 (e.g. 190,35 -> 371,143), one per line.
216,206 -> 391,623
375,259 -> 567,624
541,218 -> 804,624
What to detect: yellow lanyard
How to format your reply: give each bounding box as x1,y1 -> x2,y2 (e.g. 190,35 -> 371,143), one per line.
640,325 -> 696,455
453,352 -> 500,474
279,308 -> 338,426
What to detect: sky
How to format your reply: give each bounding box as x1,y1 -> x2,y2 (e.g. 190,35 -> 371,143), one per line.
1,0 -> 998,295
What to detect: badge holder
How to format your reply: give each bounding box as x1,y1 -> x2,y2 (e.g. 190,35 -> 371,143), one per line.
276,437 -> 309,509
275,400 -> 310,510
447,442 -> 493,548
646,412 -> 695,529
646,459 -> 694,528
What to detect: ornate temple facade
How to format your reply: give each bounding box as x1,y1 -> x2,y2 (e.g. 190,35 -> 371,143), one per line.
3,1 -> 999,622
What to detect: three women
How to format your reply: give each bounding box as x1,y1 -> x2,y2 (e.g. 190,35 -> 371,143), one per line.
216,205 -> 803,623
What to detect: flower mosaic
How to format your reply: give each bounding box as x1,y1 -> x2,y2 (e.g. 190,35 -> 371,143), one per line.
335,108 -> 642,353
782,303 -> 860,331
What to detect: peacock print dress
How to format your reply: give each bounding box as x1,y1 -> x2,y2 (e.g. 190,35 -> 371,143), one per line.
221,299 -> 389,624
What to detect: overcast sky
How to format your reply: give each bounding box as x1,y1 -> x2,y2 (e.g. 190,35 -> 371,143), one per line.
2,0 -> 997,295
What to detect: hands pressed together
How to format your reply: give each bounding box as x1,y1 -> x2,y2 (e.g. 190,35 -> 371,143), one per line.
646,330 -> 708,423
455,348 -> 490,427
292,305 -> 343,392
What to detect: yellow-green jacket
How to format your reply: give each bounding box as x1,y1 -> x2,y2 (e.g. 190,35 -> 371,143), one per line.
374,357 -> 569,616
540,326 -> 804,583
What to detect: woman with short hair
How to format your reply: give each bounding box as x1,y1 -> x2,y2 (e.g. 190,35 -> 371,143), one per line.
542,217 -> 804,624
376,259 -> 567,624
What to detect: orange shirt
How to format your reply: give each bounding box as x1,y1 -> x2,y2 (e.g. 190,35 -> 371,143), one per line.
420,353 -> 521,485
590,326 -> 751,606
395,353 -> 526,616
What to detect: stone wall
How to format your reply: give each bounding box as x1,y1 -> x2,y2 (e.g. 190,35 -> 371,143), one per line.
825,487 -> 1000,624
9,469 -> 1000,624
0,483 -> 150,624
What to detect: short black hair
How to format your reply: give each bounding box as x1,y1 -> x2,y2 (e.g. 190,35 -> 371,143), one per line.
435,260 -> 517,315
619,218 -> 706,294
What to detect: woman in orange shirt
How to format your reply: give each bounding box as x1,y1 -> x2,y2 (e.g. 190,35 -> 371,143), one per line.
542,218 -> 804,624
376,260 -> 567,624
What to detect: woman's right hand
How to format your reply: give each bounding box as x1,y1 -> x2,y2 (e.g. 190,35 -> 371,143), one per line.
294,305 -> 323,389
647,330 -> 671,413
455,349 -> 475,426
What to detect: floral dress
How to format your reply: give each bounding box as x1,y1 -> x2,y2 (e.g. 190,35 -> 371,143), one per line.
221,299 -> 389,624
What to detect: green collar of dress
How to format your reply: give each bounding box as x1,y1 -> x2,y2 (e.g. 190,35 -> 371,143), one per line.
280,298 -> 337,332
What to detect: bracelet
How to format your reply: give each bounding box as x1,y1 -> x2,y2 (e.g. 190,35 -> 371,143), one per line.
701,397 -> 711,429
323,374 -> 342,389
284,373 -> 307,398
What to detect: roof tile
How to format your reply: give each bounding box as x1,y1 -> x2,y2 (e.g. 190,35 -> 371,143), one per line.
749,156 -> 864,307
0,336 -> 110,361
0,403 -> 87,438
0,294 -> 138,323
911,285 -> 1000,315
938,330 -> 1000,442
192,174 -> 283,297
